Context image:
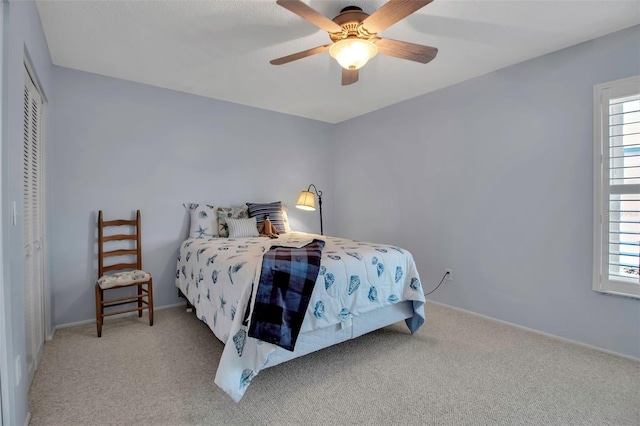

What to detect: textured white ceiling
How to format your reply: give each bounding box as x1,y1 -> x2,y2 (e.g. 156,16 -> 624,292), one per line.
36,0 -> 640,123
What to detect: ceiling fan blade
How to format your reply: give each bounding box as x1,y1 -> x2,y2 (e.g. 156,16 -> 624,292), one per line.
270,44 -> 332,65
362,0 -> 433,34
342,68 -> 359,86
276,0 -> 343,33
374,38 -> 438,63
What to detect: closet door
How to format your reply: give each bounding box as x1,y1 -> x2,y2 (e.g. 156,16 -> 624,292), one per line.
23,65 -> 44,384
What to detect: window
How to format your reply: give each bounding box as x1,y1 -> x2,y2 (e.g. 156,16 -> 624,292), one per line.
593,75 -> 640,298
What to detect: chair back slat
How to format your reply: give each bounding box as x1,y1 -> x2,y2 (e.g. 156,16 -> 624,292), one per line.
102,219 -> 136,227
103,262 -> 139,273
103,249 -> 137,258
102,234 -> 136,242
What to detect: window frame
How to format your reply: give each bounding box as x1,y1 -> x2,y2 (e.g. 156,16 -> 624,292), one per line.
593,75 -> 640,299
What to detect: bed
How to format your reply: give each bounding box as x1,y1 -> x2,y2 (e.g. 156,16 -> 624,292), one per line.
175,231 -> 426,401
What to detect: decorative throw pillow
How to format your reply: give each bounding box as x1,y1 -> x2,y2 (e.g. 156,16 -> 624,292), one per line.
183,203 -> 217,238
227,217 -> 260,238
217,206 -> 249,237
246,201 -> 286,234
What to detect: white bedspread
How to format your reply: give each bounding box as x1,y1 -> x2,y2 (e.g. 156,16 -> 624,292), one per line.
176,232 -> 426,401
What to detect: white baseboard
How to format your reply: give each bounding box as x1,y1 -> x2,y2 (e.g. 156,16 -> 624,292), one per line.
426,300 -> 640,363
51,302 -> 186,338
24,411 -> 31,426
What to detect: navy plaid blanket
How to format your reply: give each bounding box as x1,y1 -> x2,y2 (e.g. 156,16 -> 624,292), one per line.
247,239 -> 325,351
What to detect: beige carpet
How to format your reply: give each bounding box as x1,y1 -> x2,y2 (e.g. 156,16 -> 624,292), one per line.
29,303 -> 639,425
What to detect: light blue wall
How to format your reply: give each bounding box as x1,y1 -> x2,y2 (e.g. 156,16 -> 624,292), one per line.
334,25 -> 640,358
49,67 -> 335,326
1,1 -> 53,425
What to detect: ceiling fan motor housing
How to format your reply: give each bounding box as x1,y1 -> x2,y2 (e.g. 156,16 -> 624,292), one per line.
330,6 -> 375,42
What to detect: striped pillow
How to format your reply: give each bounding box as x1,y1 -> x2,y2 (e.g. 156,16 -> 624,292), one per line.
217,206 -> 249,237
227,217 -> 259,238
246,201 -> 286,234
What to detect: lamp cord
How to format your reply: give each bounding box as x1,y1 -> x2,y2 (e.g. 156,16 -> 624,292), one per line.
425,271 -> 449,296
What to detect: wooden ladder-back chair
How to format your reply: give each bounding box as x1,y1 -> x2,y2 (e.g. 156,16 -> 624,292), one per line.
95,210 -> 153,337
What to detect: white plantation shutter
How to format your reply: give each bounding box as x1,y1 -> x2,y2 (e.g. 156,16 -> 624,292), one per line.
23,66 -> 44,383
594,75 -> 640,298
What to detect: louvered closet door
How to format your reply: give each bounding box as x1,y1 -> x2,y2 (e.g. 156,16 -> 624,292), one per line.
23,66 -> 44,384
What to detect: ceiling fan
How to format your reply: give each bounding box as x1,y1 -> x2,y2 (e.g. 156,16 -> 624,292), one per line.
270,0 -> 438,86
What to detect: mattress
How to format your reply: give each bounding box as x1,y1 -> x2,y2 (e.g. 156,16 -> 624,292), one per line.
176,232 -> 426,401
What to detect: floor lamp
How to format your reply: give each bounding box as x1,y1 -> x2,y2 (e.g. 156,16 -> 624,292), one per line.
295,184 -> 323,235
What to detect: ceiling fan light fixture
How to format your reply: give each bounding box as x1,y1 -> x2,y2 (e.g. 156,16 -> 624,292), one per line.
329,38 -> 378,70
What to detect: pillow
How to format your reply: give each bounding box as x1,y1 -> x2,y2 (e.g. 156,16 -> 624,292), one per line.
227,217 -> 259,238
246,201 -> 286,234
184,203 -> 218,238
217,206 -> 249,237
282,206 -> 292,233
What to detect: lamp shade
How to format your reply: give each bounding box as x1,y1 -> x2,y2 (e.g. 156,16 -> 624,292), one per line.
296,191 -> 316,211
329,38 -> 378,70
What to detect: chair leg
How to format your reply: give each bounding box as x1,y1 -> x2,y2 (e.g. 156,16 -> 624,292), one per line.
95,284 -> 103,338
137,284 -> 143,317
148,278 -> 154,327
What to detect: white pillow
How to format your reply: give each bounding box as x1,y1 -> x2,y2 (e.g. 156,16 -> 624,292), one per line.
282,206 -> 292,233
183,203 -> 218,238
227,217 -> 259,238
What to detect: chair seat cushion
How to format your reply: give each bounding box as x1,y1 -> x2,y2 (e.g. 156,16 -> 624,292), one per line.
98,270 -> 151,289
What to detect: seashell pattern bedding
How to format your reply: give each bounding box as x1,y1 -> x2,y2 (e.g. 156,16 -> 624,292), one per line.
176,232 -> 426,401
